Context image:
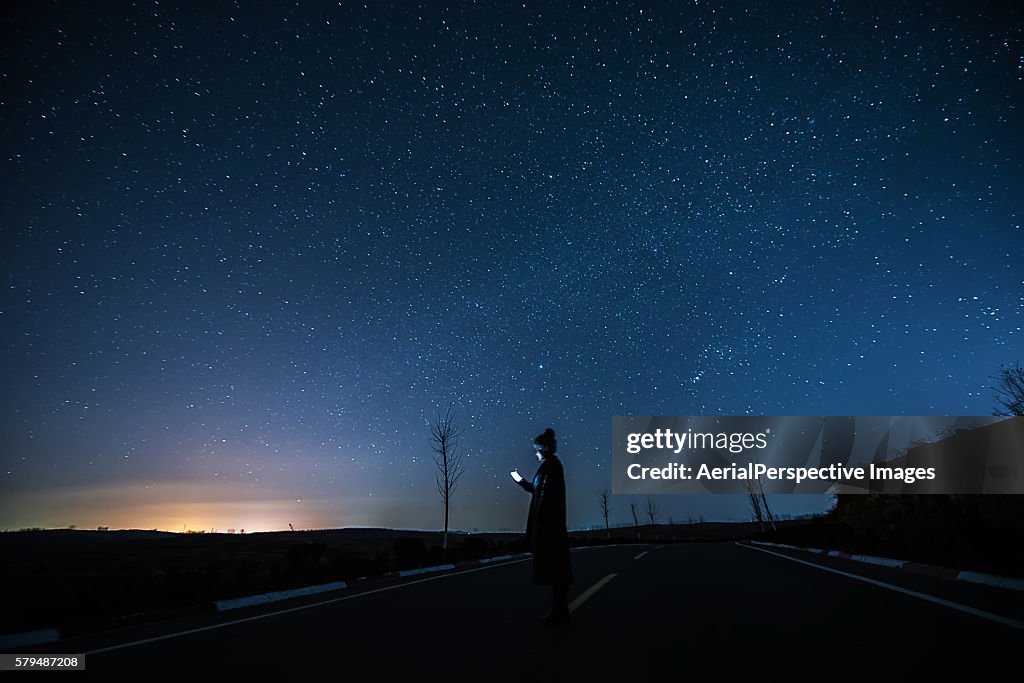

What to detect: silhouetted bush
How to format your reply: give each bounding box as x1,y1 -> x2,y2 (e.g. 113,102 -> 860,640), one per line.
425,544 -> 445,566
458,536 -> 492,561
233,561 -> 259,591
511,535 -> 530,554
287,542 -> 326,576
329,554 -> 377,580
766,494 -> 1024,576
373,549 -> 391,574
393,538 -> 427,568
269,561 -> 283,589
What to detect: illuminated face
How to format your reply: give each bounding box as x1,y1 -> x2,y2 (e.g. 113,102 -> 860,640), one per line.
533,443 -> 545,461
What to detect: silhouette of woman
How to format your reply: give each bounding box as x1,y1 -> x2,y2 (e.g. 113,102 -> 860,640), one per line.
512,427 -> 573,623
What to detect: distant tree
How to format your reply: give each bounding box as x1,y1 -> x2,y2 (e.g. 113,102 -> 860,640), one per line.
227,528 -> 236,534
430,405 -> 465,551
645,496 -> 660,525
756,476 -> 777,532
628,500 -> 641,540
599,488 -> 612,539
644,496 -> 660,540
992,361 -> 1024,417
745,479 -> 766,531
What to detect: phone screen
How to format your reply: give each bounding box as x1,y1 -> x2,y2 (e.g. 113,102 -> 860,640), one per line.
510,470 -> 523,483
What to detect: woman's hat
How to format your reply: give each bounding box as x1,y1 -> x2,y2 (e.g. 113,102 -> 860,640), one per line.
533,428 -> 557,450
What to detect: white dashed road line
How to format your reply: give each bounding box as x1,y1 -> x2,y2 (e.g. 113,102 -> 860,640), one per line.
569,574 -> 618,614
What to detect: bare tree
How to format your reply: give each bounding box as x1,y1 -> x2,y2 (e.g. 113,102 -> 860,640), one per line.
756,476 -> 777,532
430,405 -> 465,551
644,496 -> 660,540
744,479 -> 765,532
992,361 -> 1024,417
599,488 -> 612,539
644,496 -> 660,525
628,499 -> 641,540
745,477 -> 777,533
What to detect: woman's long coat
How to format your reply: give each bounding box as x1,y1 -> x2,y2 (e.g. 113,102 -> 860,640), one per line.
520,455 -> 573,585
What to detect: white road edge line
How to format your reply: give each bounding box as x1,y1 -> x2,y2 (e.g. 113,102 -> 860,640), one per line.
83,556 -> 533,656
633,551 -> 648,560
736,542 -> 1024,631
568,573 -> 617,614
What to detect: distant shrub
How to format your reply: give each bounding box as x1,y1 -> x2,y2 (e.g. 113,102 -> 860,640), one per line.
287,542 -> 326,576
458,536 -> 491,561
425,544 -> 445,566
373,549 -> 391,574
393,538 -> 427,568
233,561 -> 259,591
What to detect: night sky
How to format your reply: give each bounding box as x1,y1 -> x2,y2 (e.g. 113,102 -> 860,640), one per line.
2,1 -> 1021,533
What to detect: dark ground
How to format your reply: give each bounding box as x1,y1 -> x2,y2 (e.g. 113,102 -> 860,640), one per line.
11,542 -> 1023,681
3,512 -> 1021,638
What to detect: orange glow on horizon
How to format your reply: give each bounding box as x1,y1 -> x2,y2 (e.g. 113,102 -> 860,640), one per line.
0,481 -> 344,533
2,479 -> 470,533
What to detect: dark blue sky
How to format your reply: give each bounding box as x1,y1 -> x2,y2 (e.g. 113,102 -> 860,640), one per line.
2,1 -> 1021,532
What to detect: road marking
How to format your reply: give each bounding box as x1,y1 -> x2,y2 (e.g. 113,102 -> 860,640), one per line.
569,573 -> 617,614
573,543 -> 651,551
633,551 -> 648,560
82,556 -> 533,656
737,543 -> 1024,631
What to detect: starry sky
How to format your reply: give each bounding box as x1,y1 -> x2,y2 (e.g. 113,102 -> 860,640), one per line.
2,1 -> 1021,533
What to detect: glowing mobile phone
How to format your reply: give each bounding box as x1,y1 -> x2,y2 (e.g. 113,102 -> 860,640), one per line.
510,470 -> 523,483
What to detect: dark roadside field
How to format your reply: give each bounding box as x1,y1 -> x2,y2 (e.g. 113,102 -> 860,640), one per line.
0,521 -> 773,638
0,527 -> 523,637
3,507 -> 1022,640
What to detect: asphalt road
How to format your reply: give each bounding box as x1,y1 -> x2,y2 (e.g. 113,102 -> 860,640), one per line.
15,542 -> 1024,680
